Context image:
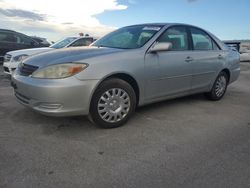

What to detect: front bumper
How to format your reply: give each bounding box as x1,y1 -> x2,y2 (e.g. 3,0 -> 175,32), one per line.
3,61 -> 19,75
11,73 -> 99,116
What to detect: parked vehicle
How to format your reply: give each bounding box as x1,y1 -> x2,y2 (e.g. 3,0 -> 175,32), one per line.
11,23 -> 240,128
3,36 -> 95,74
239,43 -> 250,62
0,29 -> 44,63
240,52 -> 250,62
30,36 -> 51,47
224,41 -> 250,62
223,41 -> 241,52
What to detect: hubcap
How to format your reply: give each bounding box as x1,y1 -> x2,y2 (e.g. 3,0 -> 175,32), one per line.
98,88 -> 130,123
215,75 -> 227,97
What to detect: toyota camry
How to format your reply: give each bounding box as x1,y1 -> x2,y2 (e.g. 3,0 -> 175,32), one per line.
11,23 -> 240,128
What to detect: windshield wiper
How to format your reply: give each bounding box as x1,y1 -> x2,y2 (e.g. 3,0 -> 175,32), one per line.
95,45 -> 107,48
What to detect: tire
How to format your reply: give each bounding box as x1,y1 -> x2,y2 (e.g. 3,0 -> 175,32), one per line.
89,78 -> 136,128
206,71 -> 229,101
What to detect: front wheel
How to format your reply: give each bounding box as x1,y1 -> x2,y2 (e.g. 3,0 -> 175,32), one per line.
89,78 -> 136,128
206,71 -> 229,101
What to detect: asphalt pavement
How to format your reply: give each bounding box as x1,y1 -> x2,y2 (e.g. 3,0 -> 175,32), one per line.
0,63 -> 250,188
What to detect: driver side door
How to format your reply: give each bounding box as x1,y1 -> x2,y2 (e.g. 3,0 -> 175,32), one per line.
144,26 -> 193,101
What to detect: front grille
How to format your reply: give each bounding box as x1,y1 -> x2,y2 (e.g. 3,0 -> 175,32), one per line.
3,66 -> 10,73
4,54 -> 12,62
19,63 -> 39,76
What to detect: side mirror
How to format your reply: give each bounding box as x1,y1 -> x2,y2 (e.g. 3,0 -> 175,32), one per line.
149,42 -> 172,53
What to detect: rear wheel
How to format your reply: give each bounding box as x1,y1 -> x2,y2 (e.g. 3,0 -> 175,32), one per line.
89,78 -> 136,128
206,71 -> 229,101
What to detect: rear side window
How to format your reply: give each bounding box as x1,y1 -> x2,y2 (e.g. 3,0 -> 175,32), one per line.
190,28 -> 214,51
157,26 -> 189,51
0,32 -> 17,43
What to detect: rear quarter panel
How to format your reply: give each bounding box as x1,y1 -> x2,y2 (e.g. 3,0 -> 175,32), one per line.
225,50 -> 240,84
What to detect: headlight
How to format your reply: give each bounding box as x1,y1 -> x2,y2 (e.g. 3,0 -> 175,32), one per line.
31,63 -> 88,79
13,54 -> 29,62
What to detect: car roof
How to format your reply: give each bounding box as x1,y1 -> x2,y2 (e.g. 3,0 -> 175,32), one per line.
67,36 -> 94,38
127,23 -> 210,29
0,29 -> 36,38
0,29 -> 16,33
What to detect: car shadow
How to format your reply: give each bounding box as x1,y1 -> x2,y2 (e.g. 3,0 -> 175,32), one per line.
136,93 -> 207,114
37,93 -> 208,135
6,86 -> 208,137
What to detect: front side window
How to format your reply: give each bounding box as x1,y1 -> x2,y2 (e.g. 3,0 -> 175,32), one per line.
190,28 -> 213,51
18,35 -> 35,45
92,25 -> 163,49
157,26 -> 189,51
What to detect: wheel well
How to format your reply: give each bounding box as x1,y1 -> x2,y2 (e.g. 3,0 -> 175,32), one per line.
105,73 -> 140,105
221,69 -> 230,82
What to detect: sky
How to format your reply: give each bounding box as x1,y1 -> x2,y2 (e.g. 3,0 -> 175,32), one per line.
0,0 -> 249,42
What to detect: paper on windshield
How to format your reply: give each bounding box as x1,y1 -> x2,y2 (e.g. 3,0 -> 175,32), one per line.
142,26 -> 161,31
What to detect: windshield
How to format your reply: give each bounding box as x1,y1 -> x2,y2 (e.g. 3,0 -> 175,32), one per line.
92,25 -> 163,49
50,37 -> 78,49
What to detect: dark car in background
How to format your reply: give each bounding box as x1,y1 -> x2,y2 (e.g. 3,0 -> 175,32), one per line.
0,29 -> 44,63
30,36 -> 51,47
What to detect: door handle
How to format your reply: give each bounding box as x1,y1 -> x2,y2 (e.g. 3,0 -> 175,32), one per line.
185,56 -> 193,62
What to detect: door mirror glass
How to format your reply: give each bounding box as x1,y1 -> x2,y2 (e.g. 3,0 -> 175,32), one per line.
149,42 -> 172,53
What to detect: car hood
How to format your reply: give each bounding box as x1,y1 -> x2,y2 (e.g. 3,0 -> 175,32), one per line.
7,47 -> 53,57
23,46 -> 124,67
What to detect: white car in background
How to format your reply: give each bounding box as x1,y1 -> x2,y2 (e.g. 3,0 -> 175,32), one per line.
3,36 -> 95,74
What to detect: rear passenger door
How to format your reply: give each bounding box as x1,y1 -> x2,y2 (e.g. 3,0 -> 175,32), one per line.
188,27 -> 225,91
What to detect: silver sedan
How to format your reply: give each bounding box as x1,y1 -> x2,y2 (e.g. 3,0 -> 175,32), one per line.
12,23 -> 240,128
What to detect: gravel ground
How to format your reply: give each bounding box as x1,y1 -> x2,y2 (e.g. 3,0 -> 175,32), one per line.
0,63 -> 250,188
